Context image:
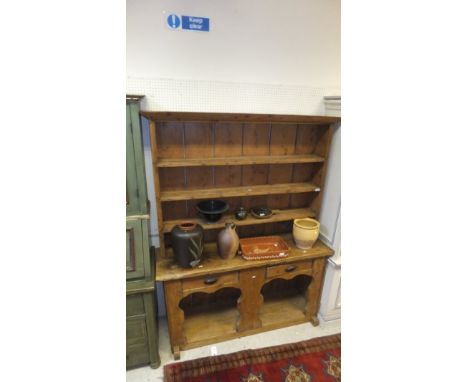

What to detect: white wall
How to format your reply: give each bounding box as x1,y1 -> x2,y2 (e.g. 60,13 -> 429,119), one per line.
127,0 -> 340,86
126,0 -> 340,113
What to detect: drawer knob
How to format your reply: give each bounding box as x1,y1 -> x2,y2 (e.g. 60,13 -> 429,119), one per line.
285,265 -> 297,272
204,277 -> 218,285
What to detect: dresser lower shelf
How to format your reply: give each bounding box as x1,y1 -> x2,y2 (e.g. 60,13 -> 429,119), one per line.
181,294 -> 309,351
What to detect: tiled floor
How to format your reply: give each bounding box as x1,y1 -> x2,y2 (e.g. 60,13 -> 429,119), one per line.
126,317 -> 341,382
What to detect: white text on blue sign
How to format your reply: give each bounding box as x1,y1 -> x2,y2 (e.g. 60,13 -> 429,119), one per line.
182,16 -> 209,31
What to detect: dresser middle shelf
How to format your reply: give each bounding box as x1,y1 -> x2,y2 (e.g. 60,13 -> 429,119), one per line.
155,154 -> 325,168
159,182 -> 320,202
162,207 -> 316,233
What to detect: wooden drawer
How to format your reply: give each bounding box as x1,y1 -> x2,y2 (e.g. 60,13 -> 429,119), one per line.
266,260 -> 312,279
182,272 -> 239,295
126,294 -> 145,317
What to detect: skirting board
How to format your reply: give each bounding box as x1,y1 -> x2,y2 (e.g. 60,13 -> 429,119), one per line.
319,261 -> 341,321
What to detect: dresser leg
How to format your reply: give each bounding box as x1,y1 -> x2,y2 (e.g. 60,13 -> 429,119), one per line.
305,258 -> 326,322
173,346 -> 180,360
164,281 -> 186,360
311,315 -> 320,326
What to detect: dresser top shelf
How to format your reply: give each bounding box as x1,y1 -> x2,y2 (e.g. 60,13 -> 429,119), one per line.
155,235 -> 333,282
141,111 -> 341,124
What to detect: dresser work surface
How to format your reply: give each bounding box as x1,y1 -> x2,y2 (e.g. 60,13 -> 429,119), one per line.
156,236 -> 333,360
156,235 -> 332,280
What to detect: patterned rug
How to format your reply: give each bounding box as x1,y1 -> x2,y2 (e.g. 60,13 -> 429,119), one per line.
164,333 -> 341,382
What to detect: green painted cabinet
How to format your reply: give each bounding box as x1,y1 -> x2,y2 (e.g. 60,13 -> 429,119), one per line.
126,96 -> 160,369
126,101 -> 148,216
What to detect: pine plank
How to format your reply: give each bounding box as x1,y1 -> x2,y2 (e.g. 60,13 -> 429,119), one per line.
270,123 -> 297,155
243,123 -> 270,155
141,111 -> 340,124
162,208 -> 316,233
156,154 -> 325,167
184,122 -> 212,158
184,307 -> 238,345
242,164 -> 269,186
155,122 -> 184,159
159,182 -> 321,202
260,295 -> 307,327
214,122 -> 243,157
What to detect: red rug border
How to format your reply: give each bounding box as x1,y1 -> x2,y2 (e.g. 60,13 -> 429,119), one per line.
164,333 -> 341,382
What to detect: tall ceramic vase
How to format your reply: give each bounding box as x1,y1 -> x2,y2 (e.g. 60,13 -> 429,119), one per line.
171,221 -> 204,268
217,222 -> 239,259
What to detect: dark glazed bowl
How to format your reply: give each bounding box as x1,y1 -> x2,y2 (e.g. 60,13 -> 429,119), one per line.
234,207 -> 248,220
250,206 -> 273,219
196,200 -> 229,223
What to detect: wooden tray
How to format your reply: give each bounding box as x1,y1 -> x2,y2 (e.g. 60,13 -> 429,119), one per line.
239,236 -> 289,260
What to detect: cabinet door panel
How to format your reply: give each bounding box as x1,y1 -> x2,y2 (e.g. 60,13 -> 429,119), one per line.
126,103 -> 148,215
127,104 -> 140,214
126,315 -> 148,345
126,343 -> 150,368
126,219 -> 150,280
126,292 -> 160,369
126,315 -> 150,367
126,294 -> 145,316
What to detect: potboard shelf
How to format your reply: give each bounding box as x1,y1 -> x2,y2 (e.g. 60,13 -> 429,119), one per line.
160,182 -> 321,202
162,208 -> 316,233
156,154 -> 324,168
259,294 -> 308,328
183,307 -> 238,346
182,294 -> 308,350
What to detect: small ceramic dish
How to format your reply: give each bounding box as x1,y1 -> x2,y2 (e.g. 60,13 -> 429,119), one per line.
234,207 -> 248,220
250,206 -> 273,219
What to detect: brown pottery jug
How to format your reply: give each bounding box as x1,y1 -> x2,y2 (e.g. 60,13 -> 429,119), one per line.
217,222 -> 239,259
171,221 -> 204,268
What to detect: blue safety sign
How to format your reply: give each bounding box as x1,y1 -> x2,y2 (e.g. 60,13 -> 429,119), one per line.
167,14 -> 210,32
